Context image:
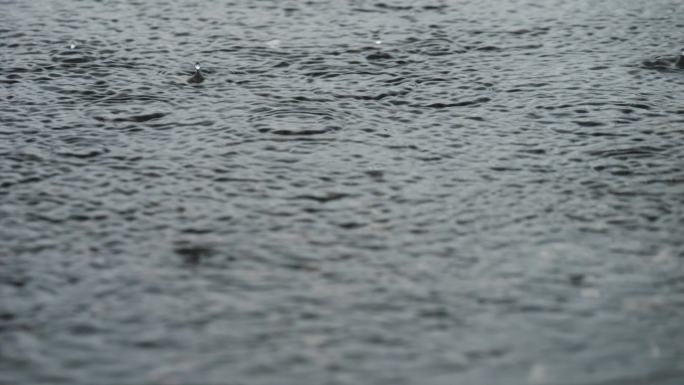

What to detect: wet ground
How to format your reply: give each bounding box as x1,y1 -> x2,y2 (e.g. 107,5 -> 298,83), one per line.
1,0 -> 684,384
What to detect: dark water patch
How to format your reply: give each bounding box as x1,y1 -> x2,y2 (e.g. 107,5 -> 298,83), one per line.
374,2 -> 413,11
173,242 -> 216,265
473,45 -> 502,52
334,88 -> 413,101
249,106 -> 350,136
573,120 -> 606,127
587,146 -> 666,160
292,192 -> 352,203
269,127 -> 339,136
55,147 -> 109,159
641,53 -> 684,71
366,51 -> 394,61
592,164 -> 634,176
94,112 -> 166,123
418,97 -> 491,109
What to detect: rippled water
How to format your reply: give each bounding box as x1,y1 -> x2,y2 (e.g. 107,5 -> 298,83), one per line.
2,0 -> 684,384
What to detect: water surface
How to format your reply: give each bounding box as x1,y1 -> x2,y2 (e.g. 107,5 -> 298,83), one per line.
1,1 -> 684,384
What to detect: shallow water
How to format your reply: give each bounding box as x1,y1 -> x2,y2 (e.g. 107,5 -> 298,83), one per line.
1,0 -> 684,384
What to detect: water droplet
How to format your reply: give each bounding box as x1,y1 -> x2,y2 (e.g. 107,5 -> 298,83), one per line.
188,62 -> 205,84
266,39 -> 281,49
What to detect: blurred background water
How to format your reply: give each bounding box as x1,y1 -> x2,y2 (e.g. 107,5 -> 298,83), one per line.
1,0 -> 683,384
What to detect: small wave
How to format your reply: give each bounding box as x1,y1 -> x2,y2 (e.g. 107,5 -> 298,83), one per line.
248,106 -> 353,136
641,54 -> 684,72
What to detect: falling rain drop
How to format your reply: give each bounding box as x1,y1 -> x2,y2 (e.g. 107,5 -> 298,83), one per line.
187,62 -> 205,84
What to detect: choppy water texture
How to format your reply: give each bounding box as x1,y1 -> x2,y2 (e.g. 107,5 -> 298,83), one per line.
2,0 -> 684,384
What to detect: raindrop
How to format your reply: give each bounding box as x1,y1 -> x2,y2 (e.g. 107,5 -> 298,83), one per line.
675,49 -> 684,68
187,62 -> 205,84
265,39 -> 281,49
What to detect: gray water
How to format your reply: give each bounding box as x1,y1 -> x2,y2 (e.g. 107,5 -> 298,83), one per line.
1,0 -> 684,384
